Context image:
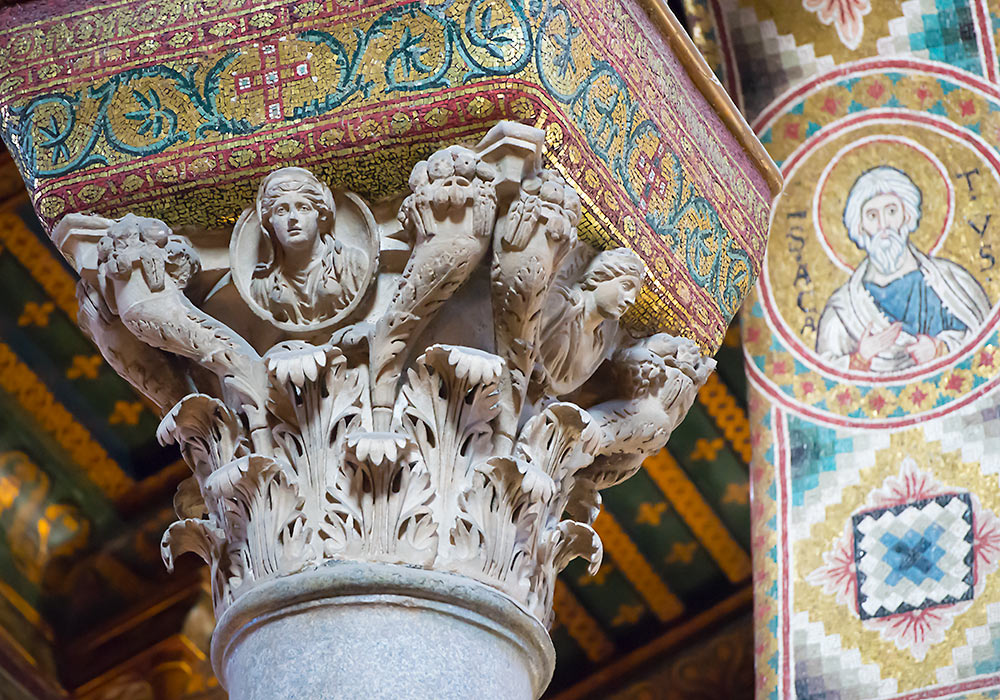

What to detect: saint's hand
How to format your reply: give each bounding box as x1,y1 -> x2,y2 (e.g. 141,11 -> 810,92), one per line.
857,322 -> 903,362
907,334 -> 941,365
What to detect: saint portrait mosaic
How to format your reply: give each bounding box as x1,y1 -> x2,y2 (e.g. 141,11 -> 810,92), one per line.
740,56 -> 1000,700
744,59 -> 1000,427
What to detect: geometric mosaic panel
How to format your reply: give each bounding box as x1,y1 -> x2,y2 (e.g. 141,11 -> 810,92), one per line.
929,402 -> 1000,480
727,6 -> 835,118
791,611 -> 898,699
939,603 -> 1000,682
854,494 -> 975,620
878,0 -> 982,76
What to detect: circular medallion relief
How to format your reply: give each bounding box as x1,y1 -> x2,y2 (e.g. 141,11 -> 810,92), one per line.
230,167 -> 379,333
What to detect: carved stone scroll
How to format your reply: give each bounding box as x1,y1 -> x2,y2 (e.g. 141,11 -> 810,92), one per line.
52,122 -> 715,629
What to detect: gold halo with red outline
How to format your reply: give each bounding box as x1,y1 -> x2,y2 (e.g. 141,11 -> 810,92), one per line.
743,59 -> 1000,430
812,134 -> 954,274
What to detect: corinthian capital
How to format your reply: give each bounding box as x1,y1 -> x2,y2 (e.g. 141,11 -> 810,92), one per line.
52,122 -> 713,632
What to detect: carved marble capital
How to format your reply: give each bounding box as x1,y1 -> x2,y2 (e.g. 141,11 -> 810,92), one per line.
53,122 -> 714,627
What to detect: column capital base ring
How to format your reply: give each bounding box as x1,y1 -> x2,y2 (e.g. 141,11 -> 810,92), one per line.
212,561 -> 556,700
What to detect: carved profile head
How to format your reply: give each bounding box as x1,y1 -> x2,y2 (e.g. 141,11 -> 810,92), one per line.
580,248 -> 644,320
230,167 -> 378,332
536,247 -> 645,397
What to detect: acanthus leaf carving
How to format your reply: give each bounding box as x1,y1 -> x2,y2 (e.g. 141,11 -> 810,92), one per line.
550,520 -> 602,576
161,517 -> 225,574
173,476 -> 208,520
53,122 -> 714,626
204,455 -> 310,597
513,403 -> 600,621
157,394 -> 245,486
161,517 -> 229,610
450,456 -> 543,602
371,146 -> 498,431
323,433 -> 437,566
265,339 -> 368,560
395,344 -> 503,557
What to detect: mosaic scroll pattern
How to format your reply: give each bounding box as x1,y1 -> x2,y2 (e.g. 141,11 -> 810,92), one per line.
0,0 -> 775,352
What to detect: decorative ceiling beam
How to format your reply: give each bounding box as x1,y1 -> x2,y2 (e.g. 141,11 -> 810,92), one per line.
643,449 -> 751,583
0,206 -> 165,418
0,342 -> 131,500
592,511 -> 684,622
0,624 -> 66,700
549,585 -> 753,700
0,211 -> 77,320
0,579 -> 50,641
552,579 -> 615,663
696,372 -> 752,465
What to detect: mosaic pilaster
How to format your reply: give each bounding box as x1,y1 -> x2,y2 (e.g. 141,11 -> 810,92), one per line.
687,0 -> 1000,697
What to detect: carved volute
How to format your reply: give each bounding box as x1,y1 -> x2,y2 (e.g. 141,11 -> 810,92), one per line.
53,122 -> 714,630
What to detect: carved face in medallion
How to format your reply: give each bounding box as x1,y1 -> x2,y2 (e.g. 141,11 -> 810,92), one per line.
268,192 -> 322,254
257,170 -> 334,265
230,167 -> 379,332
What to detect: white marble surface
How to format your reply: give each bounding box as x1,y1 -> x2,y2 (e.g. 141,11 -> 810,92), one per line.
213,562 -> 554,700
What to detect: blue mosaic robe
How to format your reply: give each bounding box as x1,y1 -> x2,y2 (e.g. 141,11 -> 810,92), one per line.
863,269 -> 968,338
815,248 -> 992,372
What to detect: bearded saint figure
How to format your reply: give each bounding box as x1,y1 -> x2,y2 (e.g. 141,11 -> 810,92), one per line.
538,248 -> 644,394
816,166 -> 991,372
249,168 -> 367,325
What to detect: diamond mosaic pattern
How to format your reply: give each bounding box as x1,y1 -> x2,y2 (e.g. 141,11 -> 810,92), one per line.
878,0 -> 983,75
722,2 -> 835,118
792,427 -> 891,542
791,611 -> 898,700
938,603 -> 1000,683
853,494 -> 974,620
926,399 -> 1000,480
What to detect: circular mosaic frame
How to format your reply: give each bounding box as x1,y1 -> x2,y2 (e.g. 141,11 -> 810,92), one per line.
745,59 -> 1000,428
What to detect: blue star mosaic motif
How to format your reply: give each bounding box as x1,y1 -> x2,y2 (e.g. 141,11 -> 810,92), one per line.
881,524 -> 948,588
852,493 -> 974,620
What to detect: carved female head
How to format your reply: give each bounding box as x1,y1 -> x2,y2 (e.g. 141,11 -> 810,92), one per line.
581,248 -> 644,320
257,167 -> 336,262
232,166 -> 378,332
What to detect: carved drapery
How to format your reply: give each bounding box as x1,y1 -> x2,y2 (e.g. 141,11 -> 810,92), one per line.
53,122 -> 713,627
